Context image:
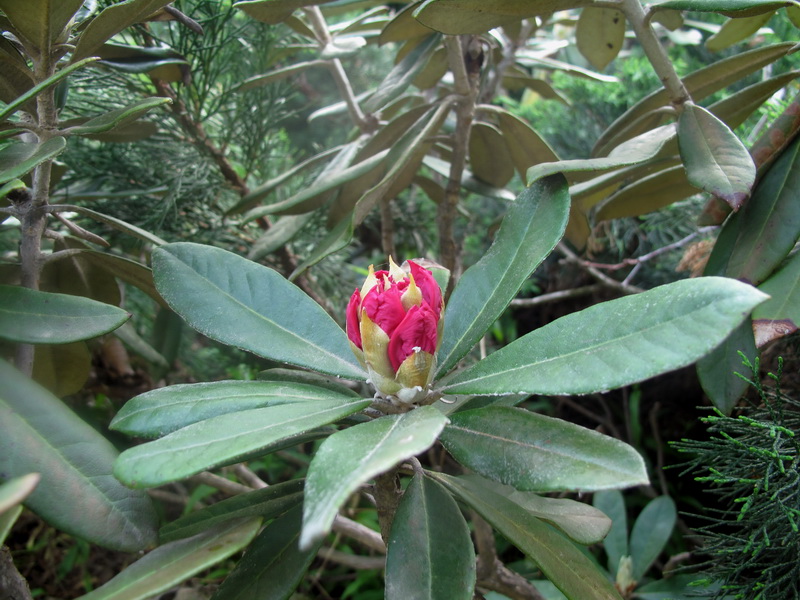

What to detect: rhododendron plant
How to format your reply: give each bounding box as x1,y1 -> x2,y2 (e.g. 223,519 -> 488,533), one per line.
346,258 -> 443,404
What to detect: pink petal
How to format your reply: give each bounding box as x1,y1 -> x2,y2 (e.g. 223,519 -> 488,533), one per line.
409,261 -> 443,317
388,303 -> 438,372
362,284 -> 406,337
346,289 -> 362,348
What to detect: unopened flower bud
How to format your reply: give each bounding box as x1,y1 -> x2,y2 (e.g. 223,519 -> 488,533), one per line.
346,258 -> 444,404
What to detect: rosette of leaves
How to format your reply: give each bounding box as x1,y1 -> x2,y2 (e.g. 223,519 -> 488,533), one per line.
98,175 -> 770,600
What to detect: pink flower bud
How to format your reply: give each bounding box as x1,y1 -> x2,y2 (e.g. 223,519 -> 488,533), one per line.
346,258 -> 444,403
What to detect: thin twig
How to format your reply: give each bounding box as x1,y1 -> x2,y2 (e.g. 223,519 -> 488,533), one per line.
190,471 -> 252,495
648,401 -> 669,496
318,547 -> 385,570
556,243 -> 643,295
509,285 -> 601,308
332,514 -> 386,554
232,464 -> 268,489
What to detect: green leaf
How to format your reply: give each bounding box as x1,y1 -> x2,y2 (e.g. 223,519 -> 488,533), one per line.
413,0 -> 595,34
595,165 -> 698,221
0,473 -> 40,515
243,149 -> 389,219
705,11 -> 775,51
678,103 -> 755,210
436,175 -> 570,377
430,472 -> 623,600
95,43 -> 189,81
152,243 -> 365,380
234,0 -> 333,24
289,209 -> 355,280
0,0 -> 83,52
385,474 -> 475,600
753,249 -> 800,345
0,359 -> 157,552
576,7 -> 625,71
114,397 -> 370,488
440,407 -> 648,492
0,137 -> 66,184
492,107 -> 560,177
635,574 -> 709,599
364,34 -> 441,113
593,42 -> 796,157
211,506 -> 322,600
469,121 -> 515,188
160,480 -> 304,543
504,486 -> 612,545
32,341 -> 92,397
248,213 -> 315,261
239,60 -> 328,91
593,490 -> 628,573
651,0 -> 795,16
76,518 -> 261,600
696,321 -> 756,414
60,205 -> 168,246
0,285 -> 130,344
704,135 -> 800,285
111,380 -> 363,437
72,0 -> 175,63
440,277 -> 768,395
63,97 -> 170,136
301,406 -> 449,549
629,496 -> 676,580
527,125 -> 675,185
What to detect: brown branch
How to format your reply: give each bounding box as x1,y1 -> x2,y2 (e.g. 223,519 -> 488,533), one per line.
318,547 -> 385,570
0,546 -> 33,600
556,243 -> 643,295
509,284 -> 601,308
374,468 -> 402,544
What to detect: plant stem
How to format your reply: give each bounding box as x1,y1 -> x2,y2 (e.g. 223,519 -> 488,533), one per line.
621,0 -> 690,110
374,467 -> 402,544
440,36 -> 480,290
303,7 -> 375,133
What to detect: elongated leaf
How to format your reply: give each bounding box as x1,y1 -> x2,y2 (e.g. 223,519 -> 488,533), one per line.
596,165 -> 699,221
76,518 -> 261,600
244,149 -> 389,219
72,0 -> 180,63
152,243 -> 365,379
440,407 -> 647,492
249,213 -> 315,261
753,249 -> 800,345
228,147 -> 342,215
652,0 -> 793,15
289,209 -> 354,280
0,359 -> 157,552
365,34 -> 440,113
629,496 -> 676,580
678,103 -> 755,209
706,11 -> 774,51
504,486 -> 612,545
234,0 -> 331,24
211,506 -> 322,600
0,137 -> 66,183
469,121 -> 514,188
64,98 -> 170,136
593,490 -> 628,573
576,7 -> 625,71
705,135 -> 800,285
438,176 -> 569,373
413,0 -> 595,34
114,398 -> 370,488
593,42 -> 796,157
32,341 -> 92,397
696,321 -> 756,414
0,285 -> 129,344
111,380 -> 362,437
160,480 -> 304,542
430,473 -> 623,600
527,125 -> 675,185
66,249 -> 164,307
440,277 -> 767,396
493,108 -> 560,177
0,0 -> 83,52
386,474 -> 475,600
301,406 -> 449,549
0,473 -> 40,514
239,59 -> 328,91
60,205 -> 167,246
436,175 -> 569,377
